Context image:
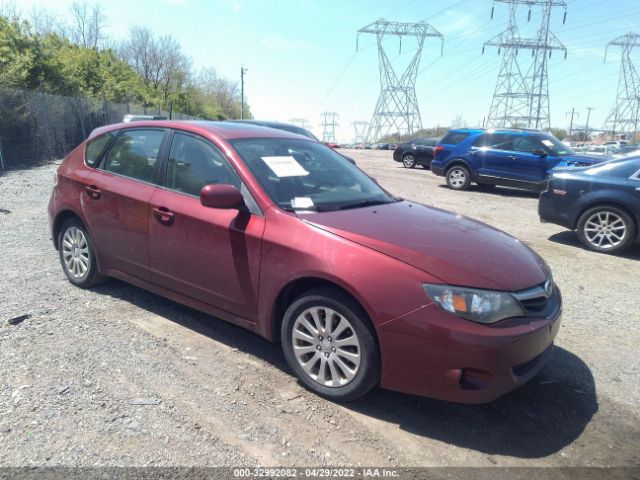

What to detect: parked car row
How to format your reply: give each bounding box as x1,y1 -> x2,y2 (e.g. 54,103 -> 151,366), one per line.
392,127 -> 639,254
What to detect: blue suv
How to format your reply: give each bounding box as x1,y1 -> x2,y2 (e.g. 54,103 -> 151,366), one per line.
431,128 -> 605,191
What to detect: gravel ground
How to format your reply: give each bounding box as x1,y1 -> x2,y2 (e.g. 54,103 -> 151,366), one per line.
0,150 -> 638,469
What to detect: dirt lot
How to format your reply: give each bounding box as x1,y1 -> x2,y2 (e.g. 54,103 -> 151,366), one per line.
0,149 -> 639,469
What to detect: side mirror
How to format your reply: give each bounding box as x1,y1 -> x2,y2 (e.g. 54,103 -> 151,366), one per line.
200,184 -> 245,209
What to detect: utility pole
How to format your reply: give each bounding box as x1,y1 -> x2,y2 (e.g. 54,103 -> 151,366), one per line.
484,0 -> 568,130
566,107 -> 578,140
584,107 -> 595,143
357,19 -> 443,142
602,33 -> 640,141
240,65 -> 248,119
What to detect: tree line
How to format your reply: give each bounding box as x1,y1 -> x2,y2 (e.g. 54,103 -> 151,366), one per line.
0,1 -> 250,120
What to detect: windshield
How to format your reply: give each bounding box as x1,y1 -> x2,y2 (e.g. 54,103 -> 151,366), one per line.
540,135 -> 575,156
230,138 -> 396,212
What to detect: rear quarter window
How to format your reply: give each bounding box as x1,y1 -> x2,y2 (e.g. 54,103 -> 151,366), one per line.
441,132 -> 470,145
85,132 -> 115,167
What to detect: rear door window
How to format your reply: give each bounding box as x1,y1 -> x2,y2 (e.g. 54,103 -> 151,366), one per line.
102,129 -> 165,183
85,132 -> 115,167
440,132 -> 469,145
473,134 -> 510,150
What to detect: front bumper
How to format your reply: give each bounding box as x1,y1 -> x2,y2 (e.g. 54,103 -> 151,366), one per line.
538,190 -> 575,229
377,292 -> 562,404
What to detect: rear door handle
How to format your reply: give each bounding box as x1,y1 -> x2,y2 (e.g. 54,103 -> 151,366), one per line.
153,207 -> 174,225
85,185 -> 101,199
508,155 -> 518,160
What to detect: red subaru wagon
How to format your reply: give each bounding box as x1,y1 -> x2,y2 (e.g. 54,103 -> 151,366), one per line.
48,121 -> 562,403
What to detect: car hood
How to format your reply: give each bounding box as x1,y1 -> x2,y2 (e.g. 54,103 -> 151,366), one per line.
301,201 -> 549,291
559,154 -> 607,165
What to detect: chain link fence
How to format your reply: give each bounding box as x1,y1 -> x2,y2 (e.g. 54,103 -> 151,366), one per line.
0,88 -> 200,171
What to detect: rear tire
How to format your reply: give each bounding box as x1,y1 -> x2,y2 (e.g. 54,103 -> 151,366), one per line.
576,205 -> 635,254
446,165 -> 471,190
402,154 -> 417,169
58,218 -> 105,288
281,287 -> 380,402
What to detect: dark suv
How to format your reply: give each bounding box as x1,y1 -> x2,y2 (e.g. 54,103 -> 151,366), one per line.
431,129 -> 604,191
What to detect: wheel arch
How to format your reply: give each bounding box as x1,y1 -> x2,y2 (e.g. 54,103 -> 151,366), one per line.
52,209 -> 85,250
268,276 -> 378,344
444,158 -> 473,174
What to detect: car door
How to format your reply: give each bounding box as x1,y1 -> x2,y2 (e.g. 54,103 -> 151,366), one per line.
509,135 -> 558,183
83,128 -> 167,281
469,133 -> 513,178
148,130 -> 265,321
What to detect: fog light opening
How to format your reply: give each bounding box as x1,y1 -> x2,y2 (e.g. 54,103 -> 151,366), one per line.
459,368 -> 493,390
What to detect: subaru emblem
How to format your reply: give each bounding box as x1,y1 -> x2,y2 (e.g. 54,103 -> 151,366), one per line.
544,279 -> 553,297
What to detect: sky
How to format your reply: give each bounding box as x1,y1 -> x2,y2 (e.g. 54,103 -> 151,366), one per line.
6,0 -> 640,142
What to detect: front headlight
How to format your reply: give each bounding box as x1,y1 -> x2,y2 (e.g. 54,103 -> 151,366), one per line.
423,284 -> 525,324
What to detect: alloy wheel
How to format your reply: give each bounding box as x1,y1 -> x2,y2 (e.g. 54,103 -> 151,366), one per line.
61,226 -> 91,279
583,211 -> 627,249
291,306 -> 361,387
402,155 -> 416,168
448,168 -> 467,188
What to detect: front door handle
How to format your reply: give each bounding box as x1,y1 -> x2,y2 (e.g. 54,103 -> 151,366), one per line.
635,187 -> 640,192
85,185 -> 101,199
508,155 -> 518,160
153,207 -> 174,225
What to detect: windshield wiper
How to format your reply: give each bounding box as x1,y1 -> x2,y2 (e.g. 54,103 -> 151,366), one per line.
335,199 -> 393,211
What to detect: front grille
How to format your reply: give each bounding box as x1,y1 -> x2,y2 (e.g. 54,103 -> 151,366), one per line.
512,276 -> 560,318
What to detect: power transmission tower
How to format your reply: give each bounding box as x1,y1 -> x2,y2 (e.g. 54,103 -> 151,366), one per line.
352,121 -> 369,144
602,33 -> 640,141
484,1 -> 567,130
320,112 -> 339,143
289,118 -> 311,130
357,19 -> 443,142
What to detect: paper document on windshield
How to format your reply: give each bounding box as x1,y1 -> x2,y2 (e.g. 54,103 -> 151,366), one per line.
541,139 -> 554,147
261,156 -> 309,177
291,197 -> 315,209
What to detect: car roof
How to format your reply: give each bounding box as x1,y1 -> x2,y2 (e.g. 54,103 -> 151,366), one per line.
447,128 -> 546,135
88,120 -> 310,142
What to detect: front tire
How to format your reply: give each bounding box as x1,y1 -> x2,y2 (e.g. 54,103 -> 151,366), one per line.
281,287 -> 380,402
446,165 -> 471,190
402,154 -> 417,169
576,205 -> 635,254
58,218 -> 105,288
